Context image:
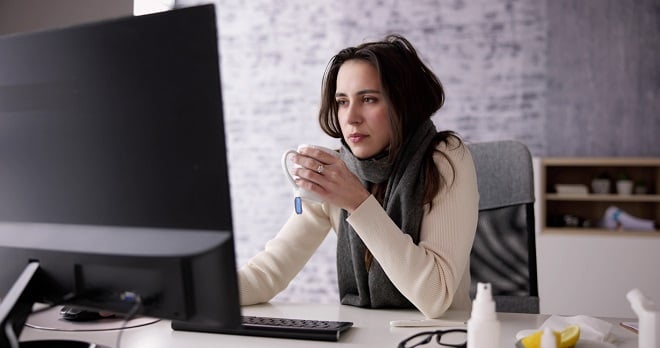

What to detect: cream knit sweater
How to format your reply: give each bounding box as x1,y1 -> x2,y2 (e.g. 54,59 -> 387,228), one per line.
237,139 -> 479,319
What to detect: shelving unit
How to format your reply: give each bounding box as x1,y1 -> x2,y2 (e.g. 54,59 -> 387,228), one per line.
540,157 -> 660,236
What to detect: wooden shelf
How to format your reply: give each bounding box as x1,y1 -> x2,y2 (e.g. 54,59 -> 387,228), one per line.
546,194 -> 660,202
542,157 -> 660,166
541,157 -> 660,236
544,227 -> 660,237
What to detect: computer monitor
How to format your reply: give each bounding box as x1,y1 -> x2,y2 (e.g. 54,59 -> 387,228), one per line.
0,4 -> 240,346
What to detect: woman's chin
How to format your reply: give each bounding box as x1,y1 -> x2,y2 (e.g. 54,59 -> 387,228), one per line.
350,149 -> 375,159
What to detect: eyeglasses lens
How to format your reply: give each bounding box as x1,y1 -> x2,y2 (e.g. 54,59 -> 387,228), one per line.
436,330 -> 467,347
401,332 -> 433,348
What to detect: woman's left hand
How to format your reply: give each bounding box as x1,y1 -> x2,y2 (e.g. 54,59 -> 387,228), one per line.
292,147 -> 370,213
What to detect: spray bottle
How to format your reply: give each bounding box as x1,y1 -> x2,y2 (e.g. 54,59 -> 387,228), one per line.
467,282 -> 500,348
627,288 -> 658,348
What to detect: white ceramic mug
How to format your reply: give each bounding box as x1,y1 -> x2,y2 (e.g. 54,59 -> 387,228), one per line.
281,144 -> 340,206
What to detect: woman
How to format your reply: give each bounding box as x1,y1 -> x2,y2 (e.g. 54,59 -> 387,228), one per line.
238,34 -> 478,319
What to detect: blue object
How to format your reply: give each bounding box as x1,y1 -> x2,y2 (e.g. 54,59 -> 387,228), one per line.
295,197 -> 303,214
613,208 -> 622,223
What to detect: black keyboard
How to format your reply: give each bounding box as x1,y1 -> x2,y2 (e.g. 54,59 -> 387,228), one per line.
172,315 -> 354,341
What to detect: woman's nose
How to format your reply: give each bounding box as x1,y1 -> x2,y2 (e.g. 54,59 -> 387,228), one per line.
345,104 -> 362,124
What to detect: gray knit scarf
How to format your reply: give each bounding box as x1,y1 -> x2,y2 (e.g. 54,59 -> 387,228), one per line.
337,120 -> 437,308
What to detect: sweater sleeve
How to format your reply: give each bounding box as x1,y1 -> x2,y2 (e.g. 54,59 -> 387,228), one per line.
345,141 -> 479,318
237,201 -> 333,305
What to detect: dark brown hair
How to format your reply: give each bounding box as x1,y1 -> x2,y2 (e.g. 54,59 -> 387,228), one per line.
318,34 -> 460,208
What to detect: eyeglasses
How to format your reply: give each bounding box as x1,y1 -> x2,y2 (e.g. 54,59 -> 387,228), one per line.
398,329 -> 467,348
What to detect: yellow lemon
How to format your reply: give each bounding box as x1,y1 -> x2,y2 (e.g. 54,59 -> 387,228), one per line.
559,325 -> 580,348
517,329 -> 561,348
516,325 -> 580,348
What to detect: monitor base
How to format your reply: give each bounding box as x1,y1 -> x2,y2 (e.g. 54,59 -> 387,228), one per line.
20,339 -> 109,348
26,305 -> 159,332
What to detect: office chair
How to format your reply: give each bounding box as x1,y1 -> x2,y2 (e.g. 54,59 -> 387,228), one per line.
466,140 -> 539,313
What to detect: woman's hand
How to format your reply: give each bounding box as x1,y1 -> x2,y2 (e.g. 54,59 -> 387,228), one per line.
292,147 -> 370,213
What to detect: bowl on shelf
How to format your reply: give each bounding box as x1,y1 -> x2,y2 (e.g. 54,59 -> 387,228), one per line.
591,179 -> 610,194
555,184 -> 589,195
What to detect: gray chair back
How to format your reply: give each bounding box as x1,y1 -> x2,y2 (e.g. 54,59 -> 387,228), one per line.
467,140 -> 539,313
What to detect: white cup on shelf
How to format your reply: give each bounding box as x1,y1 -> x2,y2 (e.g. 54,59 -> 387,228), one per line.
616,180 -> 634,195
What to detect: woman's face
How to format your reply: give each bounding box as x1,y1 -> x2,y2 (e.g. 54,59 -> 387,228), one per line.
335,59 -> 391,159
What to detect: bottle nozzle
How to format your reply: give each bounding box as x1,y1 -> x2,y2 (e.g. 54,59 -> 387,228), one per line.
475,283 -> 494,302
471,282 -> 496,319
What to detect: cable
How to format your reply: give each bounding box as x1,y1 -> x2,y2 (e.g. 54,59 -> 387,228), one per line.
115,292 -> 143,348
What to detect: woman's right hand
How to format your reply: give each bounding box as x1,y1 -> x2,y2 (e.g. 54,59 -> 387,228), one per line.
292,147 -> 370,213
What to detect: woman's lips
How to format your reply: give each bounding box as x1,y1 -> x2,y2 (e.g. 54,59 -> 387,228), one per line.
348,133 -> 367,143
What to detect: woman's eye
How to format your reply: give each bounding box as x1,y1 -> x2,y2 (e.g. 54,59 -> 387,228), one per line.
336,99 -> 347,106
363,96 -> 376,103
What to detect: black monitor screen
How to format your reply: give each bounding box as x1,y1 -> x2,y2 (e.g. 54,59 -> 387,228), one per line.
0,4 -> 231,232
0,4 -> 240,346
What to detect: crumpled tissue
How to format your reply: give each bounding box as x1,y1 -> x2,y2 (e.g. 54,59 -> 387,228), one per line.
515,315 -> 614,343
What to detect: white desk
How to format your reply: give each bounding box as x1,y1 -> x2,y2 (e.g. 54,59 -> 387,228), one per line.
20,302 -> 638,347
